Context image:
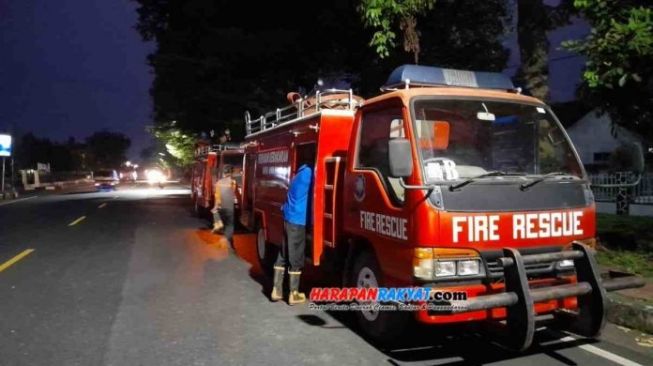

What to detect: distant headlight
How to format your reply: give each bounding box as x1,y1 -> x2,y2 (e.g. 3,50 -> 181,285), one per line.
146,169 -> 166,184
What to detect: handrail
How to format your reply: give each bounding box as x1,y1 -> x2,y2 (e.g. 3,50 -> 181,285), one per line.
244,89 -> 359,138
194,143 -> 242,158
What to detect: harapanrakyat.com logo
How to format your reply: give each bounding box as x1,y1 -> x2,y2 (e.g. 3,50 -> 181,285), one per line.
307,287 -> 469,312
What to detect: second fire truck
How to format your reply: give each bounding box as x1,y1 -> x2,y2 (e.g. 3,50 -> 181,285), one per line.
191,141 -> 244,216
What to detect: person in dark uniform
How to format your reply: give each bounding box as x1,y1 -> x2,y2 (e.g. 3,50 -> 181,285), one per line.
271,163 -> 313,305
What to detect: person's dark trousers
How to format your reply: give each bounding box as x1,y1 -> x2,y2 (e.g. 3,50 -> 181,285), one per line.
218,208 -> 234,245
275,221 -> 306,272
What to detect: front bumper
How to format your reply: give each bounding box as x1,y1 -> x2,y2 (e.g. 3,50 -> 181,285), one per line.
414,242 -> 644,351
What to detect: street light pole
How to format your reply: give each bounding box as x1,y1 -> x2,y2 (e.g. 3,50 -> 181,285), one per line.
1,156 -> 5,197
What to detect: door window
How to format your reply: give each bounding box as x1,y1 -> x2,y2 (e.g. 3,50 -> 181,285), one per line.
356,107 -> 407,203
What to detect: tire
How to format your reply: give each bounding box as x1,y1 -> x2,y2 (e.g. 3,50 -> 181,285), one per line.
256,223 -> 278,277
351,250 -> 408,345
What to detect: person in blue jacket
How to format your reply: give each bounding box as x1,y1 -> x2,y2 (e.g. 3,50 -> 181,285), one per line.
271,163 -> 313,305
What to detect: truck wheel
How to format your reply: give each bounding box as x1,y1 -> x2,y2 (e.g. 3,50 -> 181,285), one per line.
256,224 -> 278,277
351,251 -> 407,345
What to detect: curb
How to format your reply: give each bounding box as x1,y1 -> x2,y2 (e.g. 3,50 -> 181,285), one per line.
607,292 -> 653,334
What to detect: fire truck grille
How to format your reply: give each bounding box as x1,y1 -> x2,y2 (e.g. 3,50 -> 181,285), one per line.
486,260 -> 555,279
480,246 -> 566,280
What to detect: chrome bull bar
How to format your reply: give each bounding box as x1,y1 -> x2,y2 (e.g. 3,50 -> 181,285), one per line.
450,242 -> 645,351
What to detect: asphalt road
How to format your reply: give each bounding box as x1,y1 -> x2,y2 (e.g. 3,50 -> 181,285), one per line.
0,185 -> 652,366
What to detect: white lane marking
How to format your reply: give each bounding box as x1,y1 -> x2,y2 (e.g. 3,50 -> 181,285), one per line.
98,203 -> 107,209
68,216 -> 87,226
0,196 -> 38,207
544,336 -> 643,366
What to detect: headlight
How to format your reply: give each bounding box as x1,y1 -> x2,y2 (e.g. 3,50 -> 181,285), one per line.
413,248 -> 482,280
557,259 -> 574,268
146,169 -> 165,184
435,261 -> 456,277
457,259 -> 481,276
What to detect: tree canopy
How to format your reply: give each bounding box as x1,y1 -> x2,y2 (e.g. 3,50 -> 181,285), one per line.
85,131 -> 131,170
133,0 -> 511,166
564,0 -> 653,140
358,0 -> 436,63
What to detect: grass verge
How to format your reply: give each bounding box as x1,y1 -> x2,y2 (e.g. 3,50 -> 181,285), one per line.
596,249 -> 653,279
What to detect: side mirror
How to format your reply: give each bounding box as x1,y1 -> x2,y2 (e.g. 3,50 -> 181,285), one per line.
389,138 -> 413,178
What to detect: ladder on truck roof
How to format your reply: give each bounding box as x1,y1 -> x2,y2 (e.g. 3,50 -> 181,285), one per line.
194,143 -> 242,158
244,89 -> 359,138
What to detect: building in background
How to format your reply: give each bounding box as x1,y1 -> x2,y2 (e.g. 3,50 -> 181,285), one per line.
566,110 -> 645,173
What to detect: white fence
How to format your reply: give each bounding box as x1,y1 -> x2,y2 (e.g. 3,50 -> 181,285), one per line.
590,173 -> 653,204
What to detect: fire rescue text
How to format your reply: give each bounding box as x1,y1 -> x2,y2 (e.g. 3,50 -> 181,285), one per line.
360,210 -> 408,240
452,211 -> 584,243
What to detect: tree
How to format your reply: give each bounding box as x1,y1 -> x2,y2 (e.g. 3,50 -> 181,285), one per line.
418,0 -> 509,72
133,0 -> 375,135
358,0 -> 509,70
150,122 -> 196,167
515,0 -> 577,101
358,0 -> 436,63
564,0 -> 653,140
132,0 -> 509,144
13,133 -> 82,171
85,131 -> 131,170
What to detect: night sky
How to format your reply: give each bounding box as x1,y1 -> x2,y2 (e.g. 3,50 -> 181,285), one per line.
0,0 -> 153,158
0,0 -> 587,160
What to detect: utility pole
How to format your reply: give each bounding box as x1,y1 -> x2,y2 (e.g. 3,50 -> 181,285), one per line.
0,133 -> 12,198
1,156 -> 5,197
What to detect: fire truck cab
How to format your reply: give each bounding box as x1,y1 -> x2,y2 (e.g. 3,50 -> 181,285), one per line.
239,65 -> 644,349
191,141 -> 244,215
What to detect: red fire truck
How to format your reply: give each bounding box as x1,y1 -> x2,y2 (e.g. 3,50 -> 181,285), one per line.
238,65 -> 644,349
191,141 -> 244,215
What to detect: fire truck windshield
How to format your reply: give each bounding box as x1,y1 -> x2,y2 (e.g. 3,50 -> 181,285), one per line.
411,98 -> 584,185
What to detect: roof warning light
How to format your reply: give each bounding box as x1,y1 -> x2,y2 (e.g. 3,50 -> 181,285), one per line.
383,64 -> 516,91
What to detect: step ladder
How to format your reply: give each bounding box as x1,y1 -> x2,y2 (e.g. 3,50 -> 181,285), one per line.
322,157 -> 342,248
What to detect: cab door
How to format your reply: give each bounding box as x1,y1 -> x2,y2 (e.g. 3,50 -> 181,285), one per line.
343,100 -> 413,283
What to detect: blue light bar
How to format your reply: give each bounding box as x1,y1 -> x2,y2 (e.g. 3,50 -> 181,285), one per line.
384,64 -> 515,91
